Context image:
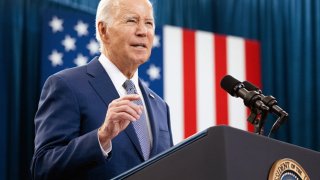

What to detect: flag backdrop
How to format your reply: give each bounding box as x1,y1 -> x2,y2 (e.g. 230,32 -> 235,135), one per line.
41,8 -> 261,144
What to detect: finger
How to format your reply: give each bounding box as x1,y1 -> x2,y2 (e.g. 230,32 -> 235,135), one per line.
120,94 -> 142,101
112,100 -> 143,114
112,94 -> 140,103
109,111 -> 140,122
112,105 -> 142,119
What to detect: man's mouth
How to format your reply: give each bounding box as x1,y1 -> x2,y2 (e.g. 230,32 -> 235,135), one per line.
131,43 -> 147,48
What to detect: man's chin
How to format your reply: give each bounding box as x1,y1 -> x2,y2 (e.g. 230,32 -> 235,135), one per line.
133,56 -> 150,65
137,59 -> 149,66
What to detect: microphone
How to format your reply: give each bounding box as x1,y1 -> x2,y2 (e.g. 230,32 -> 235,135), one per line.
242,81 -> 288,118
220,75 -> 269,112
242,81 -> 288,134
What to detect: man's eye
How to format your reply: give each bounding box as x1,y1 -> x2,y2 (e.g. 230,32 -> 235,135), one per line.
127,19 -> 137,23
146,22 -> 154,27
146,22 -> 153,25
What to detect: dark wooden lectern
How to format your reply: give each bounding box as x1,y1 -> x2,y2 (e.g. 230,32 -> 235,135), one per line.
115,126 -> 320,179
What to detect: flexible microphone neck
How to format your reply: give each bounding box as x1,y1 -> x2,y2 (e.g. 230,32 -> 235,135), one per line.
243,81 -> 289,135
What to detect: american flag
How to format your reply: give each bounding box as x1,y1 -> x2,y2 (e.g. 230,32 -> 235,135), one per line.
41,7 -> 261,145
40,8 -> 100,86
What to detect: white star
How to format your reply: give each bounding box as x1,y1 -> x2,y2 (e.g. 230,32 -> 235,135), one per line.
61,35 -> 76,52
146,64 -> 161,81
74,20 -> 89,37
153,35 -> 160,48
87,39 -> 100,55
48,50 -> 63,67
74,54 -> 88,67
49,16 -> 63,33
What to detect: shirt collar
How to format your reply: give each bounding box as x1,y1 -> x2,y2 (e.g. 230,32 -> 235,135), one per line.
98,54 -> 139,95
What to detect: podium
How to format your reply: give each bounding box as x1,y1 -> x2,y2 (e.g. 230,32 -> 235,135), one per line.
115,126 -> 320,179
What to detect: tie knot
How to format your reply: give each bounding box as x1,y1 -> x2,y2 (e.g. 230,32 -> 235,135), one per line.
123,80 -> 137,94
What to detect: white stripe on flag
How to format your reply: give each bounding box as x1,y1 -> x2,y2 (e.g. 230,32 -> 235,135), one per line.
227,36 -> 247,130
196,31 -> 216,132
164,26 -> 184,144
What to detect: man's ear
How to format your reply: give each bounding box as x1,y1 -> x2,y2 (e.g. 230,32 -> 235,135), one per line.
98,22 -> 109,43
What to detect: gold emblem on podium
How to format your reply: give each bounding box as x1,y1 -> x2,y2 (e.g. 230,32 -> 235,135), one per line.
268,158 -> 310,180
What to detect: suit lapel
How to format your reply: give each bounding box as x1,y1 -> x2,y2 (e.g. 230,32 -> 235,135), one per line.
86,58 -> 144,160
139,80 -> 160,158
86,57 -> 119,106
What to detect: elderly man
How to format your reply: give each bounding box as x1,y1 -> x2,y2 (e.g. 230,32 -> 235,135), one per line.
30,0 -> 173,179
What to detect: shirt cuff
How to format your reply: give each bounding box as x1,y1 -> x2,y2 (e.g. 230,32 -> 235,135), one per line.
97,132 -> 112,158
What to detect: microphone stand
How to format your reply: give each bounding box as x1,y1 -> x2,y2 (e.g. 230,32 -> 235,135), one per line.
242,90 -> 269,135
268,114 -> 288,137
247,105 -> 269,135
238,80 -> 290,136
246,93 -> 288,136
257,94 -> 289,137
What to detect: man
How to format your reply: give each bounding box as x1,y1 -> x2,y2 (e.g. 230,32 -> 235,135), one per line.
30,0 -> 173,179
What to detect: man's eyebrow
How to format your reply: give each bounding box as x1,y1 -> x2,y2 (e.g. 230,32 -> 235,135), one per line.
121,15 -> 154,22
123,14 -> 153,19
122,14 -> 137,18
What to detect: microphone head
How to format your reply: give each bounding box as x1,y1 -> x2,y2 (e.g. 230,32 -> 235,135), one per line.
220,75 -> 242,96
243,81 -> 261,93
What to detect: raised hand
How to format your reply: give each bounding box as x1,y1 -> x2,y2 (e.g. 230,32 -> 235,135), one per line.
98,94 -> 143,149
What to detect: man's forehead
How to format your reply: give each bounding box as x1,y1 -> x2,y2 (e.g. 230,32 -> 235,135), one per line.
114,0 -> 153,9
115,1 -> 154,19
117,0 -> 152,6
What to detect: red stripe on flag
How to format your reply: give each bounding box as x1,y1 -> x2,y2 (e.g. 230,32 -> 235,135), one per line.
183,30 -> 197,138
214,35 -> 229,125
245,40 -> 262,132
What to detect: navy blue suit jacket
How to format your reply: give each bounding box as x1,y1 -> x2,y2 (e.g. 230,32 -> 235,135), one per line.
31,57 -> 173,180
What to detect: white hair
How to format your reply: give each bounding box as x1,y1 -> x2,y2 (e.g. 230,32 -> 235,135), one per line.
95,0 -> 154,52
95,0 -> 119,51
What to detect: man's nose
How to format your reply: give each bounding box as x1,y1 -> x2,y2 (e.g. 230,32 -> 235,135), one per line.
136,22 -> 147,37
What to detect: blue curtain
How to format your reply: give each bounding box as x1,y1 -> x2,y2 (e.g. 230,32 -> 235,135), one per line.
0,0 -> 98,179
154,0 -> 320,150
0,0 -> 319,179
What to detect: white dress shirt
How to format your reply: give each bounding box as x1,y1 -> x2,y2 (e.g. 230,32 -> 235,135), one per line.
97,54 -> 153,157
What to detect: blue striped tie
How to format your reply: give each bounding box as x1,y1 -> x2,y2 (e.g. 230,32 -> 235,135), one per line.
123,80 -> 151,160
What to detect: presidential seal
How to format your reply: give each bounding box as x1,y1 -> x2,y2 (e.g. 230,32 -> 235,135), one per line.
268,158 -> 310,180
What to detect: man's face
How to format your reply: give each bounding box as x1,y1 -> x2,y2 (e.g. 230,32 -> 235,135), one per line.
102,0 -> 155,70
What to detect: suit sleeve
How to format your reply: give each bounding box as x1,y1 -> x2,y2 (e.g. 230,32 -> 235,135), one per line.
31,74 -> 107,180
